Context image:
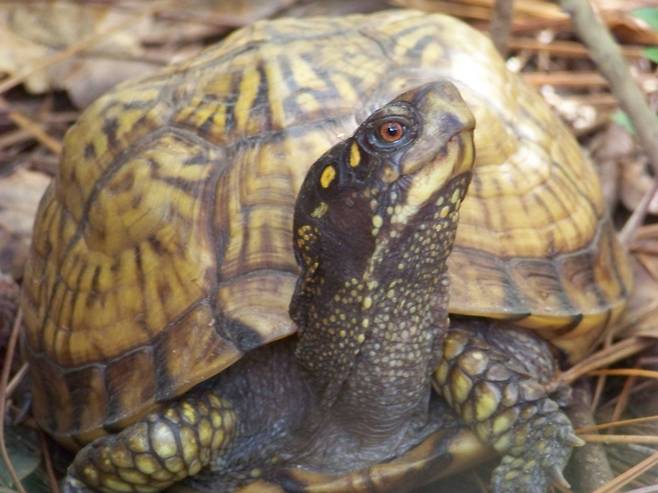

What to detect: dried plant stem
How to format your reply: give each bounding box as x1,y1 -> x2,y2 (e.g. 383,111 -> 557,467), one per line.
508,37 -> 645,59
0,98 -> 62,155
611,375 -> 636,421
578,414 -> 658,433
0,309 -> 26,493
6,363 -> 28,398
490,0 -> 515,55
620,179 -> 658,246
557,337 -> 652,385
625,486 -> 658,493
589,369 -> 658,380
593,449 -> 658,493
580,434 -> 658,445
560,0 -> 658,242
39,432 -> 60,493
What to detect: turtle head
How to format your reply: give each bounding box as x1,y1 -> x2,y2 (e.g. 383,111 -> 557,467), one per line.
292,80 -> 475,303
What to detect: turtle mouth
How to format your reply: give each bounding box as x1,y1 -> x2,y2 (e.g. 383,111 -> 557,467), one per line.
384,129 -> 472,231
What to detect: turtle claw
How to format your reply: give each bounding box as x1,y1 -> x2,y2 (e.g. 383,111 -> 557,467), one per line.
488,402 -> 577,493
548,464 -> 571,490
565,432 -> 586,447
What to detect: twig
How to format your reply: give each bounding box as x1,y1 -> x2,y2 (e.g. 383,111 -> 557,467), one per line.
557,337 -> 653,385
580,434 -> 658,445
508,37 -> 645,59
490,0 -> 515,55
611,375 -> 636,422
589,369 -> 658,380
522,71 -> 608,87
619,179 -> 658,246
625,486 -> 658,493
578,414 -> 658,433
560,0 -> 658,192
6,363 -> 28,398
39,432 -> 60,493
0,98 -> 62,156
593,449 -> 658,493
0,309 -> 26,493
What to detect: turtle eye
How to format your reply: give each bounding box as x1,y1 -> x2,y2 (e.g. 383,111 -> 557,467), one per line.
378,121 -> 404,143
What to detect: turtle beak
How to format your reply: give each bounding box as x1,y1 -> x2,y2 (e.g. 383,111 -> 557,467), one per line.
391,81 -> 475,226
399,81 -> 475,178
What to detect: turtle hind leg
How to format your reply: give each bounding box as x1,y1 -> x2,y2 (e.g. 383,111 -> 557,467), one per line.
64,391 -> 236,493
433,319 -> 584,493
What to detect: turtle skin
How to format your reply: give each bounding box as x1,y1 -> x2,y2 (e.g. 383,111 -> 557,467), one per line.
20,9 -> 632,493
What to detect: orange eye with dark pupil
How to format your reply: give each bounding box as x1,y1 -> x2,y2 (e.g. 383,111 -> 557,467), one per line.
379,121 -> 404,142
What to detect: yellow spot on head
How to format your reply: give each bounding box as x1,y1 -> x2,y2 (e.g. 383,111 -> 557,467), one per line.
311,201 -> 329,218
450,188 -> 462,204
356,334 -> 366,343
362,296 -> 373,309
349,141 -> 361,167
372,215 -> 383,228
321,165 -> 336,188
439,206 -> 450,218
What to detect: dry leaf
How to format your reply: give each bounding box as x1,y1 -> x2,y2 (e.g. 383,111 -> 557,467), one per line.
0,1 -> 158,107
0,167 -> 50,279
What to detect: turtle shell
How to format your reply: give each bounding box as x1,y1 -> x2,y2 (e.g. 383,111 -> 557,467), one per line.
21,10 -> 632,445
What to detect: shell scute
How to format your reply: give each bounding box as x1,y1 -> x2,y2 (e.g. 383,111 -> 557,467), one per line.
21,10 -> 632,442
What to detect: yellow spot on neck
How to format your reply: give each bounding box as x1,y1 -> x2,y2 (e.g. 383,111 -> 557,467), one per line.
321,165 -> 336,188
362,296 -> 373,309
311,202 -> 328,218
372,215 -> 383,228
349,141 -> 361,167
356,333 -> 366,343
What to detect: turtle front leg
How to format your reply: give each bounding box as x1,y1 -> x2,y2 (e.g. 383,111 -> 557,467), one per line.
64,391 -> 236,493
433,319 -> 584,493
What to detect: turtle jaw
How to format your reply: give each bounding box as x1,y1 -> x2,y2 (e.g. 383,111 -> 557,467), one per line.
386,81 -> 475,232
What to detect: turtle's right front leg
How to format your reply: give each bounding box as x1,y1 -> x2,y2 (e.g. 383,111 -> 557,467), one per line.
64,391 -> 237,493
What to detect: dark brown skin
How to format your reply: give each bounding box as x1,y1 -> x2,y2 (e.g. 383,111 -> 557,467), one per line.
63,81 -> 579,493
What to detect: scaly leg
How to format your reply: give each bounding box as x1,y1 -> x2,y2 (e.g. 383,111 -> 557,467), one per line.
433,319 -> 584,493
64,391 -> 237,493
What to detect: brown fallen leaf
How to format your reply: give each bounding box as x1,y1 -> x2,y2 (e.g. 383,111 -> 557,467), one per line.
0,0 -> 303,108
0,166 -> 50,279
0,1 -> 159,108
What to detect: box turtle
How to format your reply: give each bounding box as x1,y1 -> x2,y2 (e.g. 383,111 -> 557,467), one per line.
21,9 -> 632,493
